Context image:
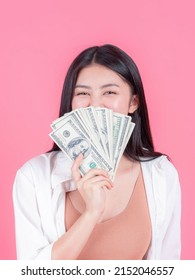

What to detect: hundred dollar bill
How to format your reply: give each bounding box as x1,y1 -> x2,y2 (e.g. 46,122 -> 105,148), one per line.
107,108 -> 114,158
70,108 -> 109,159
51,110 -> 105,155
50,107 -> 135,180
74,108 -> 109,160
123,121 -> 135,150
113,115 -> 132,171
112,112 -> 124,162
94,107 -> 112,160
80,107 -> 109,159
73,109 -> 93,133
113,115 -> 135,178
49,117 -> 113,178
50,113 -> 71,130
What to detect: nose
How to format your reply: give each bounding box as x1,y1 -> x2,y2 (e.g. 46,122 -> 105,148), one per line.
89,95 -> 104,107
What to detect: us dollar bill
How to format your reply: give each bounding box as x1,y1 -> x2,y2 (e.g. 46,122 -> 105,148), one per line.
49,117 -> 113,177
112,112 -> 124,162
80,107 -> 109,157
50,107 -> 135,180
123,121 -> 135,149
51,113 -> 71,130
113,115 -> 132,173
51,110 -> 106,155
94,107 -> 112,161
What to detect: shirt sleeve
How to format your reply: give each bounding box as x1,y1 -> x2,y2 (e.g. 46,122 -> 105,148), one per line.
13,167 -> 53,259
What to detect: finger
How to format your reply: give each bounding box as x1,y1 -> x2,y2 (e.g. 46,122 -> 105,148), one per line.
71,153 -> 83,182
81,168 -> 109,181
90,179 -> 113,190
80,176 -> 113,191
78,169 -> 110,188
87,175 -> 114,188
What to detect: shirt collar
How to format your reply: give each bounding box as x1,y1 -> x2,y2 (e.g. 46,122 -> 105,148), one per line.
51,151 -> 76,191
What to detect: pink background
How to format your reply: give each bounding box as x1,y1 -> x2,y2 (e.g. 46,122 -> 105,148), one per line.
0,0 -> 194,259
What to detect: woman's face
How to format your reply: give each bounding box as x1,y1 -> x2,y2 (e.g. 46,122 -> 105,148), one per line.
72,64 -> 138,115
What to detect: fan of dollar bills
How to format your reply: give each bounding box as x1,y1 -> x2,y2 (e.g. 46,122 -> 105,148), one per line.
49,107 -> 135,180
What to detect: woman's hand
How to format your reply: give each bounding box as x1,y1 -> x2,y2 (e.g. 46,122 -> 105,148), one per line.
71,154 -> 113,222
52,154 -> 113,259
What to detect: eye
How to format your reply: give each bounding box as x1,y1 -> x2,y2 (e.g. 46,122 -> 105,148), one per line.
104,91 -> 117,95
75,92 -> 90,96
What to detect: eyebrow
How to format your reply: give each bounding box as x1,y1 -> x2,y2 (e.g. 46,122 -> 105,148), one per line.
75,83 -> 120,89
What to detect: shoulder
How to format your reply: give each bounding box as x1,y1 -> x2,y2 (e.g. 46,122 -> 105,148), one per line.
16,151 -> 73,186
141,155 -> 180,196
16,151 -> 56,180
19,151 -> 58,169
141,155 -> 181,206
141,155 -> 179,179
19,151 -> 69,171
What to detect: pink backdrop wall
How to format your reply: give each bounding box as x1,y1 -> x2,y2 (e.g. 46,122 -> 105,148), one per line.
0,0 -> 194,259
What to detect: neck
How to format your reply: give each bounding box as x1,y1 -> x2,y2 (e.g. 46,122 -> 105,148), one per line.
116,154 -> 135,174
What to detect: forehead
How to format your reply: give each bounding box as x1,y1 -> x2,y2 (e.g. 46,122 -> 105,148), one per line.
76,64 -> 127,85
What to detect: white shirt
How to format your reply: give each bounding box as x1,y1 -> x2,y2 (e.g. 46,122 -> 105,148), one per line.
13,151 -> 181,259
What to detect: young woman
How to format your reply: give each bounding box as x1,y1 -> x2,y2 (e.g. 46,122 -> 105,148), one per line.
13,44 -> 181,260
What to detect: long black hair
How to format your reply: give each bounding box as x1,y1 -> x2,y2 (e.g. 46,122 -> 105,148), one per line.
49,44 -> 164,161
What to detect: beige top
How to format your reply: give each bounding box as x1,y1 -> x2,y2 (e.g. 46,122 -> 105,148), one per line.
65,169 -> 152,260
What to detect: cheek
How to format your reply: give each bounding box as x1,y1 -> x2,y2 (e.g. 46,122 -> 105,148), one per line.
109,97 -> 131,114
71,97 -> 88,110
